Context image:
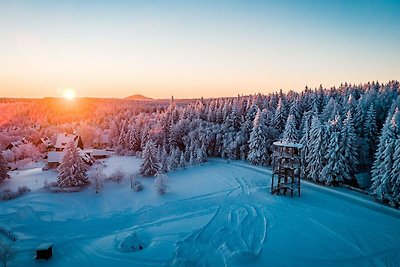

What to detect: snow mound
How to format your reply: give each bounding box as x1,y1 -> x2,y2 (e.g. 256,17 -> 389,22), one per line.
117,232 -> 149,252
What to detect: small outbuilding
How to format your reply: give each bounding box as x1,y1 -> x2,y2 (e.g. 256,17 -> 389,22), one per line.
39,136 -> 54,151
93,131 -> 111,149
36,243 -> 53,260
47,151 -> 64,169
90,149 -> 110,159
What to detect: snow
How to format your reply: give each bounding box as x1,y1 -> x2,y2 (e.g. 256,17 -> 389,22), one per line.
98,155 -> 142,177
47,151 -> 63,163
1,156 -> 400,266
0,164 -> 57,191
36,243 -> 52,250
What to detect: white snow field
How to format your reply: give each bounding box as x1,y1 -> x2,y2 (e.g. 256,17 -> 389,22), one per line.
1,156 -> 400,267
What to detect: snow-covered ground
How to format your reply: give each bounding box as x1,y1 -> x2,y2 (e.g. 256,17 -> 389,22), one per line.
1,156 -> 400,267
2,163 -> 57,191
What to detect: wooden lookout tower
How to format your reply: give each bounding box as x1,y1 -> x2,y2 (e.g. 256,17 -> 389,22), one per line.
271,141 -> 303,197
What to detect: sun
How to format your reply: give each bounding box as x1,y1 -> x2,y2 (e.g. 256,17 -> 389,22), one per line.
63,89 -> 75,100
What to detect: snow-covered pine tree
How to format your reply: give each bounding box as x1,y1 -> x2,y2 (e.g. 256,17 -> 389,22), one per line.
282,114 -> 298,143
340,111 -> 358,181
239,106 -> 256,160
196,144 -> 207,164
57,141 -> 89,187
390,138 -> 400,206
0,152 -> 10,183
169,148 -> 180,170
289,97 -> 302,128
371,109 -> 397,203
179,152 -> 186,169
312,88 -> 324,114
91,168 -> 106,193
360,104 -> 377,169
353,97 -> 365,137
131,174 -> 143,192
139,141 -> 161,177
273,98 -> 287,133
306,115 -> 325,183
127,127 -> 138,152
160,146 -> 170,173
109,120 -> 120,148
321,116 -> 346,185
372,133 -> 395,204
248,108 -> 269,165
153,171 -> 167,194
300,110 -> 313,179
189,151 -> 196,165
321,98 -> 340,123
346,93 -> 357,118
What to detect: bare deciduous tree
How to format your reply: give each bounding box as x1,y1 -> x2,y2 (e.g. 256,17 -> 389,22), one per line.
0,241 -> 16,267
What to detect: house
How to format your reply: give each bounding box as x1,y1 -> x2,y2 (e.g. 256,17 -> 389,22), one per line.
54,133 -> 83,151
5,138 -> 30,150
39,137 -> 54,151
93,131 -> 111,149
46,149 -> 93,169
89,149 -> 110,159
46,133 -> 88,169
47,151 -> 64,168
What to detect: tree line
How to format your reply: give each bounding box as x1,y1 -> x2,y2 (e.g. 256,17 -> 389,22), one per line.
1,80 -> 400,207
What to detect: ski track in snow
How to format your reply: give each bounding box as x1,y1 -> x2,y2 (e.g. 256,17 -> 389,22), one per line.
168,176 -> 267,267
1,157 -> 400,266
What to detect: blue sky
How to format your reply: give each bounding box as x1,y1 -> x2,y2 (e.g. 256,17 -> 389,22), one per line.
0,0 -> 399,98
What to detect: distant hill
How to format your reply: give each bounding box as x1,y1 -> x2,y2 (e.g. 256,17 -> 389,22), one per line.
124,94 -> 152,100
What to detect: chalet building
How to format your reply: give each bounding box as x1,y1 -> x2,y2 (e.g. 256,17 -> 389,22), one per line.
47,151 -> 64,169
45,133 -> 91,169
46,149 -> 93,169
87,149 -> 110,159
93,131 -> 111,149
39,137 -> 54,151
5,138 -> 30,150
54,133 -> 83,151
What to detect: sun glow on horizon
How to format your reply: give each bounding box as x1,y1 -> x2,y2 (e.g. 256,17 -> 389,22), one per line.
63,89 -> 76,100
0,1 -> 399,99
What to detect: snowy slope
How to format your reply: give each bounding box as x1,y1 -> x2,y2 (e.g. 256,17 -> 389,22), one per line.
1,156 -> 400,267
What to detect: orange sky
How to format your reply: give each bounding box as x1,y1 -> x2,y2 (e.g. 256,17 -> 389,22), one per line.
1,1 -> 399,99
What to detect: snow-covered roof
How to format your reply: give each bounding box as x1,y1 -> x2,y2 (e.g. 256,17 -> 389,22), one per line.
47,149 -> 93,164
273,141 -> 303,149
40,137 -> 53,147
55,133 -> 80,150
47,151 -> 64,163
37,243 -> 52,250
91,149 -> 109,156
78,148 -> 93,164
6,138 -> 30,149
